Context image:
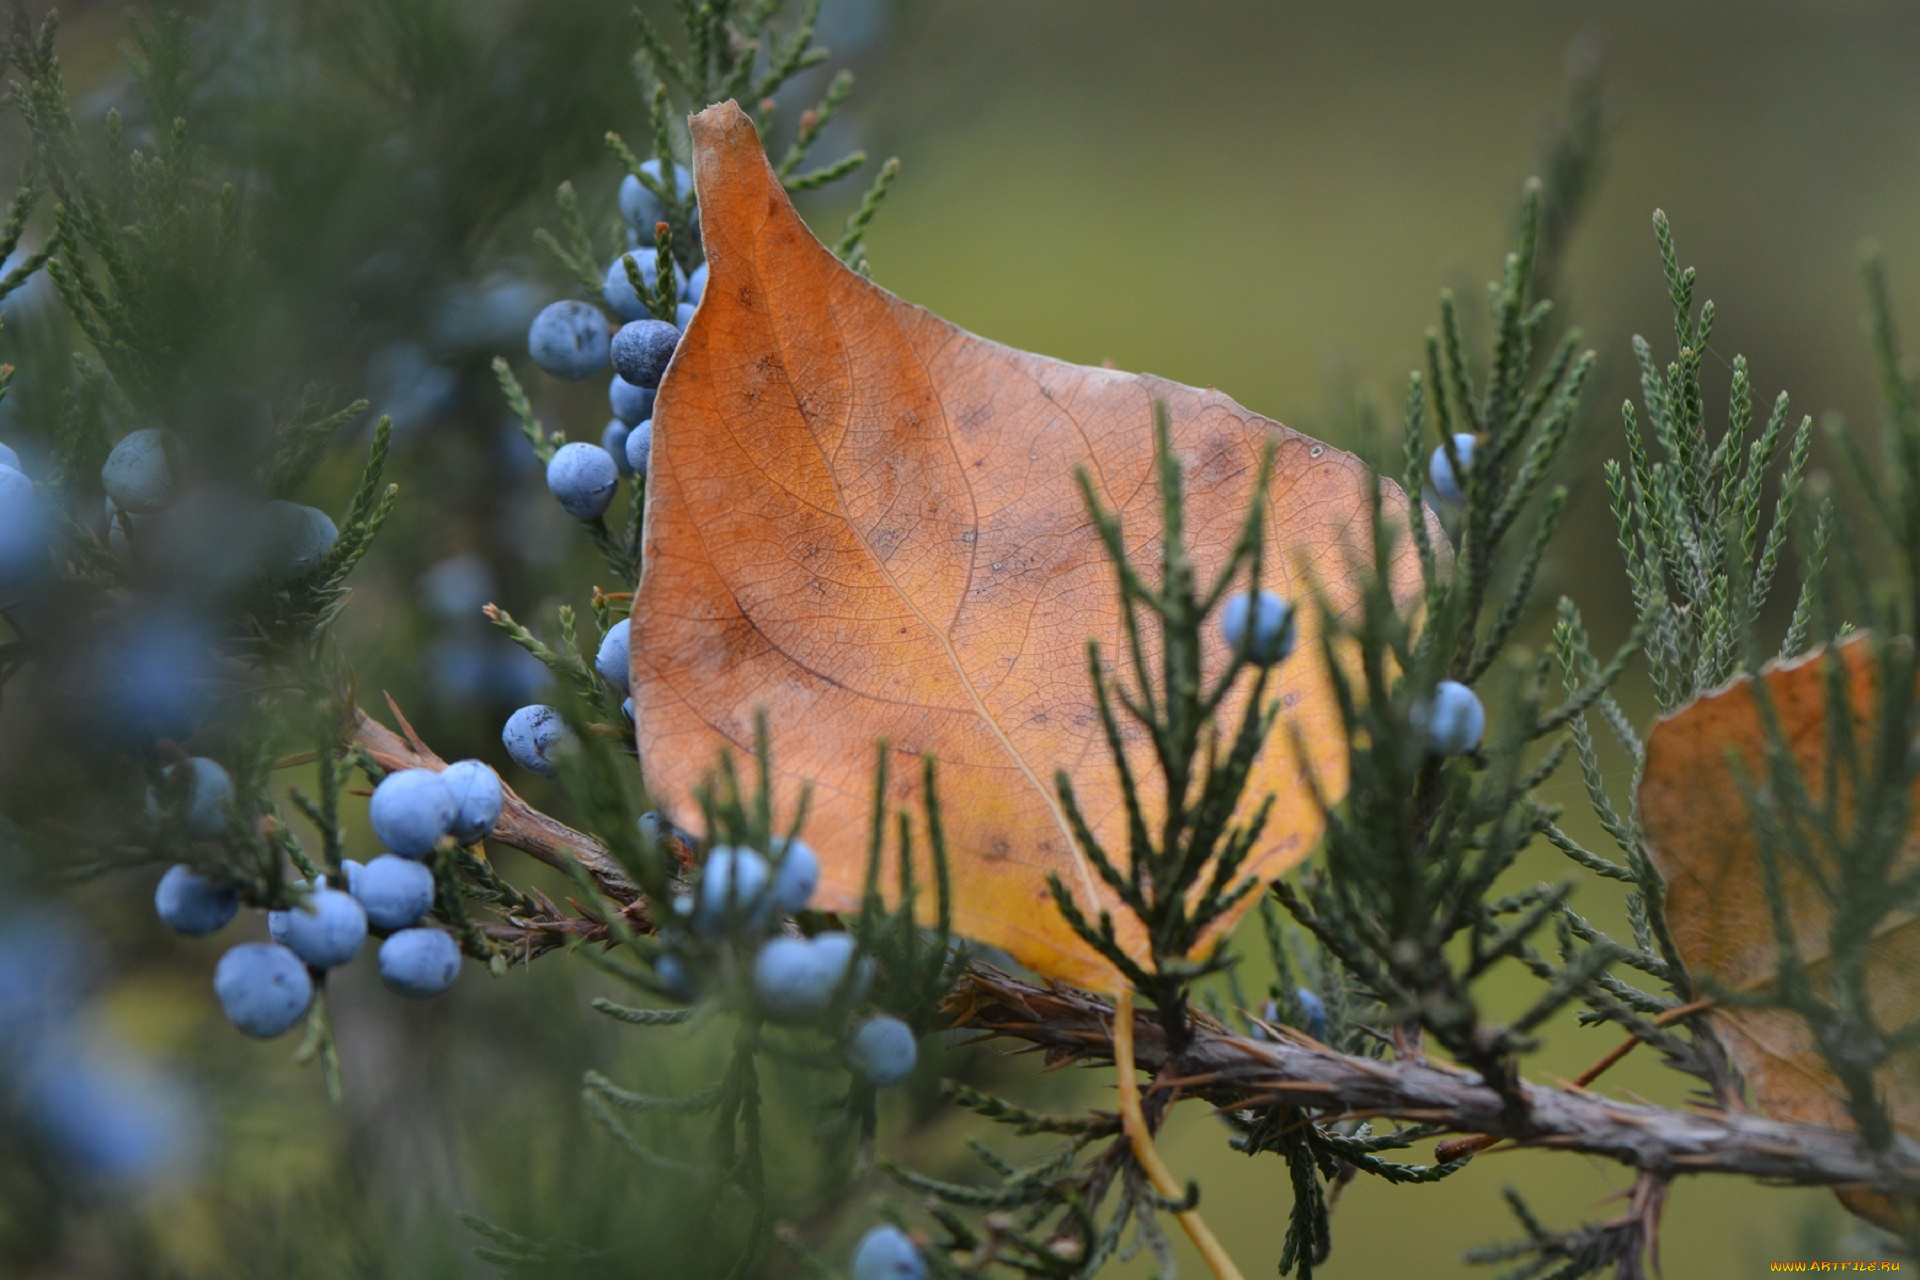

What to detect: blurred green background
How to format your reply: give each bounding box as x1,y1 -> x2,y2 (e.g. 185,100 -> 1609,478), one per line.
5,0 -> 1918,1274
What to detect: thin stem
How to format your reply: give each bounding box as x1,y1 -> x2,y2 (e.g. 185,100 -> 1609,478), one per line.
1113,987 -> 1245,1280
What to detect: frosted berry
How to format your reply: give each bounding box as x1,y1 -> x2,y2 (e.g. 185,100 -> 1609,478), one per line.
546,441 -> 620,520
609,374 -> 654,427
603,250 -> 687,322
1220,589 -> 1296,666
279,887 -> 367,969
266,881 -> 307,947
625,418 -> 653,478
369,768 -> 457,857
610,319 -> 679,390
752,932 -> 859,1022
440,759 -> 503,844
22,1035 -> 197,1186
675,301 -> 696,329
850,1225 -> 925,1280
1428,433 -> 1476,507
213,943 -> 313,1038
1293,986 -> 1328,1040
100,429 -> 175,514
256,501 -> 338,581
503,704 -> 568,777
602,419 -> 635,478
686,261 -> 708,305
771,838 -> 820,914
352,854 -> 435,930
654,953 -> 697,1002
97,612 -> 217,741
694,846 -> 771,935
378,927 -> 461,998
154,865 -> 239,936
595,619 -> 631,694
0,465 -> 45,586
527,300 -> 610,381
618,160 -> 693,234
848,1014 -> 918,1087
1418,680 -> 1485,755
145,757 -> 233,841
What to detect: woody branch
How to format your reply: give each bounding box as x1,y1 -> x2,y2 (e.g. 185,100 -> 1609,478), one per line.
947,967 -> 1920,1200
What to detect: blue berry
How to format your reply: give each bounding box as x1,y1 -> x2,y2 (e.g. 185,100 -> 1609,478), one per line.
595,619 -> 631,693
771,838 -> 820,914
503,704 -> 569,777
752,932 -> 858,1022
603,251 -> 687,322
621,696 -> 634,722
654,953 -> 697,1002
432,273 -> 544,352
342,859 -> 365,892
1220,589 -> 1296,665
1428,433 -> 1476,506
145,757 -> 233,841
440,759 -> 503,844
369,768 -> 456,857
625,418 -> 653,478
421,554 -> 494,619
1419,680 -> 1485,755
849,1014 -> 918,1087
527,300 -> 611,381
695,846 -> 771,935
610,319 -> 680,390
0,440 -> 19,471
213,943 -> 313,1038
0,465 -> 43,587
102,495 -> 136,558
1293,986 -> 1328,1040
675,301 -> 696,329
96,613 -> 216,741
100,429 -> 175,514
609,374 -> 655,427
851,1225 -> 925,1280
266,881 -> 306,947
154,865 -> 238,936
365,341 -> 458,432
686,261 -> 708,305
602,419 -> 635,477
618,160 -> 694,234
257,501 -> 337,581
280,886 -> 367,969
546,441 -> 620,520
0,913 -> 87,1048
638,810 -> 682,849
351,854 -> 436,930
378,928 -> 461,997
23,1035 -> 196,1186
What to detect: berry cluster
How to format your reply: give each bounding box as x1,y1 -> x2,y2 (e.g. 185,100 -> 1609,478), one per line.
526,160 -> 703,524
675,838 -> 920,1088
100,427 -> 338,583
152,760 -> 503,1039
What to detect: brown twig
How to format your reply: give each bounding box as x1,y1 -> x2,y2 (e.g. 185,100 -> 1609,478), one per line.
349,704 -> 645,910
946,969 -> 1920,1200
1432,997 -> 1715,1163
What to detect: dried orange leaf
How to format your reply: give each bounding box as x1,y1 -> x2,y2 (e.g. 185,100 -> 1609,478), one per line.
1640,637 -> 1920,1228
633,101 -> 1421,988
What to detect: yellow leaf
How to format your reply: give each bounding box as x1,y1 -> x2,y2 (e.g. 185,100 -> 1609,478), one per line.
633,101 -> 1422,989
